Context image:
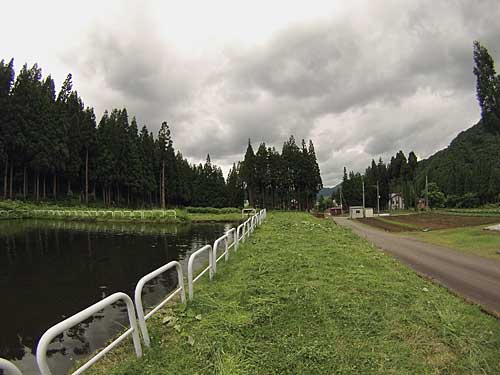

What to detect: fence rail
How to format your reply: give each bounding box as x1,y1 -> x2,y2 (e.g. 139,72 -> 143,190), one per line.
36,292 -> 142,375
187,245 -> 213,301
134,261 -> 186,347
0,209 -> 177,221
213,233 -> 229,272
0,358 -> 23,375
7,209 -> 266,375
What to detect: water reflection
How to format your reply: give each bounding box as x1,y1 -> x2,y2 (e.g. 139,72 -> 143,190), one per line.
0,219 -> 235,374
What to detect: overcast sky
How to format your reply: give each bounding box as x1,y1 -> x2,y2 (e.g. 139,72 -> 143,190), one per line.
2,0 -> 499,186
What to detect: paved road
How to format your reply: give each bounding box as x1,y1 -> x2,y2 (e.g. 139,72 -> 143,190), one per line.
334,217 -> 500,316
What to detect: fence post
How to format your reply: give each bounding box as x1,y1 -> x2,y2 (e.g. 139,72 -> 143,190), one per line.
134,261 -> 186,347
187,245 -> 213,301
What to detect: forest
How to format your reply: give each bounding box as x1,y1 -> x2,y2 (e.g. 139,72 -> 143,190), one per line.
340,41 -> 500,209
0,59 -> 322,209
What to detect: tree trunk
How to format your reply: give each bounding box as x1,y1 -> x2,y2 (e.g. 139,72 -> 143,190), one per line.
3,158 -> 7,199
23,166 -> 27,199
67,180 -> 72,195
85,148 -> 89,204
9,164 -> 13,199
161,160 -> 166,209
43,175 -> 46,200
53,174 -> 57,199
160,163 -> 163,209
36,170 -> 40,201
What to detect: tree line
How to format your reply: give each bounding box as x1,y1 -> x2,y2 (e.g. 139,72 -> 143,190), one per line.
340,41 -> 500,209
239,137 -> 322,210
0,59 -> 323,209
0,60 -> 235,207
340,150 -> 419,210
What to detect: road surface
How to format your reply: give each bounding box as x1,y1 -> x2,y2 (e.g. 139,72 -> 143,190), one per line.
334,217 -> 500,316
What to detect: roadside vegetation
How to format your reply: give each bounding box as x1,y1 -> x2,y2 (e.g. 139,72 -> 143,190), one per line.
357,212 -> 500,261
85,212 -> 499,375
439,208 -> 500,217
408,226 -> 500,260
359,213 -> 500,232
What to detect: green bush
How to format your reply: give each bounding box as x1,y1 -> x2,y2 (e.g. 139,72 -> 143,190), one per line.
446,193 -> 481,208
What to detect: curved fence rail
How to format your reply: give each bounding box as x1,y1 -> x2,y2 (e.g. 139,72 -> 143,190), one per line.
134,261 -> 186,347
0,358 -> 23,375
187,245 -> 213,301
6,209 -> 266,375
212,233 -> 229,273
36,292 -> 142,375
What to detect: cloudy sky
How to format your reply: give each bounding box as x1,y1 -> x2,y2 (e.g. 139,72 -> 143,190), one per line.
2,0 -> 499,186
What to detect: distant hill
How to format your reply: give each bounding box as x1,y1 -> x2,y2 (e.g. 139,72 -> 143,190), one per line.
417,121 -> 500,202
317,183 -> 341,199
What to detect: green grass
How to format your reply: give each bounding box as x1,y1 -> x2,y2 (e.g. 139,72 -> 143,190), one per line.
439,208 -> 500,217
0,199 -> 243,223
185,212 -> 244,222
408,225 -> 500,260
84,212 -> 500,375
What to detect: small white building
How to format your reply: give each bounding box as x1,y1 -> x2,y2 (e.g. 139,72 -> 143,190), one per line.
389,193 -> 405,210
349,206 -> 364,219
364,208 -> 374,217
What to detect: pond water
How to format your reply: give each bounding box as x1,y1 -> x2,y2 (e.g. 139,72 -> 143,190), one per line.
0,219 -> 236,375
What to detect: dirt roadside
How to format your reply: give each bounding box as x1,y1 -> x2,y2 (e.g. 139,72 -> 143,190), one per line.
334,217 -> 500,317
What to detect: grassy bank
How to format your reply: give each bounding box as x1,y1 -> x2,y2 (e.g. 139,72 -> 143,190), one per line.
87,212 -> 499,375
440,208 -> 500,217
408,225 -> 500,261
0,200 -> 243,223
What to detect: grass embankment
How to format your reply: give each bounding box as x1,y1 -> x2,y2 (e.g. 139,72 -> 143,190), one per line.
408,226 -> 500,261
0,200 -> 243,223
180,207 -> 243,222
88,212 -> 500,375
440,208 -> 500,217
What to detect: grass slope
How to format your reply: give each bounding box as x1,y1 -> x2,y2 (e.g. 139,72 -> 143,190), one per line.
0,200 -> 243,223
88,212 -> 500,375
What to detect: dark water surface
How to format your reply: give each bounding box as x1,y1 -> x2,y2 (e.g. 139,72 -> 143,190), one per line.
0,219 -> 235,374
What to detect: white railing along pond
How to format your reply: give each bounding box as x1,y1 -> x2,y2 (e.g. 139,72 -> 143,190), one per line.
3,209 -> 266,375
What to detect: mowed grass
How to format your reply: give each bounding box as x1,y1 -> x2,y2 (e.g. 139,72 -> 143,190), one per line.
409,225 -> 500,261
87,212 -> 500,375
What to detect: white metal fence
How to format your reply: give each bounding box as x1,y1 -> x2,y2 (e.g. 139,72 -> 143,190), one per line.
0,209 -> 177,220
0,358 -> 23,375
36,292 -> 142,375
135,261 -> 186,347
0,209 -> 266,375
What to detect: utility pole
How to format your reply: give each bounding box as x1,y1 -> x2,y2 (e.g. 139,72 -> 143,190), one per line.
425,175 -> 429,210
362,178 -> 365,214
339,186 -> 343,215
376,180 -> 380,214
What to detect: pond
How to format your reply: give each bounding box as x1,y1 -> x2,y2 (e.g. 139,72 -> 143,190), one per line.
0,219 -> 236,375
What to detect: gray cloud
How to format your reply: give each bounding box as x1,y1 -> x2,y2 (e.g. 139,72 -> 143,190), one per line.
68,0 -> 500,185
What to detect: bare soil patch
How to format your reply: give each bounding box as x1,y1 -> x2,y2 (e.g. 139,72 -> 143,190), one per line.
359,213 -> 500,232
